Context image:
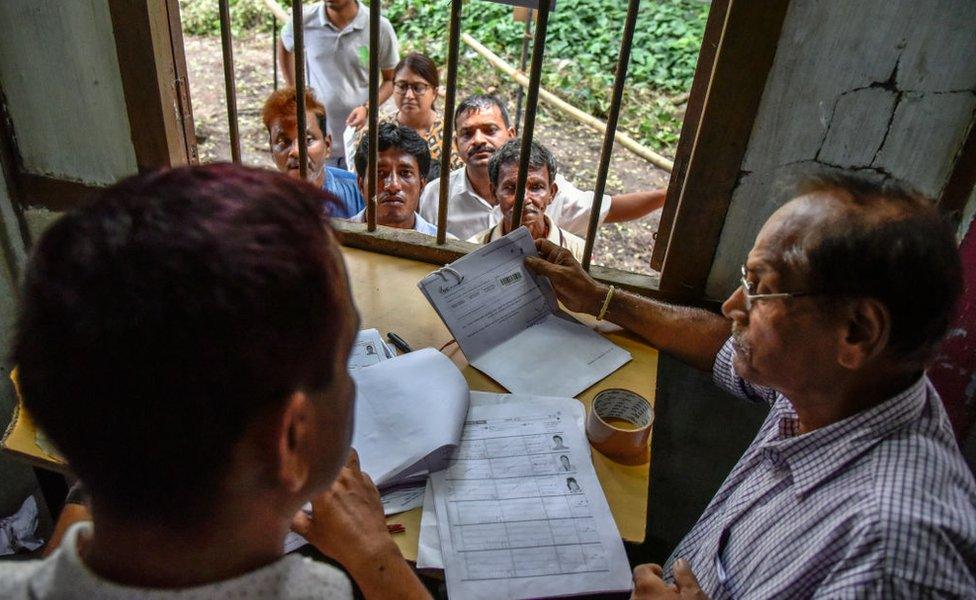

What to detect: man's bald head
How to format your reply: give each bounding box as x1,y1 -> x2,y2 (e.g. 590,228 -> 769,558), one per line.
759,172 -> 962,367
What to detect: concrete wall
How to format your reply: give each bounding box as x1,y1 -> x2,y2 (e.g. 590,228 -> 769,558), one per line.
0,0 -> 137,185
706,0 -> 976,298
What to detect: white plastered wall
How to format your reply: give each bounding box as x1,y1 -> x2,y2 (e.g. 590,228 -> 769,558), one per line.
705,0 -> 976,299
0,0 -> 138,185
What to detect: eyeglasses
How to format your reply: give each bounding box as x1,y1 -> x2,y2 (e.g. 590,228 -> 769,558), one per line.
393,81 -> 432,96
739,265 -> 819,311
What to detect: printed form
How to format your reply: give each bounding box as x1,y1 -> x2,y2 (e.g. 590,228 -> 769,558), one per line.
418,226 -> 630,397
430,397 -> 632,599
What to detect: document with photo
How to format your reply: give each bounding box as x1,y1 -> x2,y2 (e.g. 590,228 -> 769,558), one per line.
418,226 -> 630,397
430,396 -> 631,599
348,328 -> 394,370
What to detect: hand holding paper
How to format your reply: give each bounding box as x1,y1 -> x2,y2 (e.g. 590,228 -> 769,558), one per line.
418,227 -> 630,397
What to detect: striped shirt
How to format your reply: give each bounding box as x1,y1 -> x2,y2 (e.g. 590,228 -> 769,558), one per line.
664,338 -> 976,598
324,167 -> 364,219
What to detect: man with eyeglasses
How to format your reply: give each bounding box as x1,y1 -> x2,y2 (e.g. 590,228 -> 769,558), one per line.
526,172 -> 976,597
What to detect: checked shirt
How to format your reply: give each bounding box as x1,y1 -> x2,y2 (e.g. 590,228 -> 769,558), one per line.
664,338 -> 976,598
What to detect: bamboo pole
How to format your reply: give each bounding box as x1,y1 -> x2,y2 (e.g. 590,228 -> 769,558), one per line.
461,33 -> 674,172
262,0 -> 289,23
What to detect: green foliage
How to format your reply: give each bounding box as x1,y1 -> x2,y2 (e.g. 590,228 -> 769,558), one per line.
385,0 -> 708,152
386,0 -> 708,92
178,0 -> 315,36
178,0 -> 709,152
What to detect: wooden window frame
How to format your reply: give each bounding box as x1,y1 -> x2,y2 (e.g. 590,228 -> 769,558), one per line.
8,0 -> 972,307
0,0 -> 195,223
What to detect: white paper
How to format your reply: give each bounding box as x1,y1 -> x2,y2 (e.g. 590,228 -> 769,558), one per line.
418,226 -> 631,397
430,397 -> 632,599
283,350 -> 469,554
348,328 -> 393,370
352,348 -> 470,488
417,392 -> 589,570
380,482 -> 427,516
342,125 -> 358,171
416,479 -> 443,569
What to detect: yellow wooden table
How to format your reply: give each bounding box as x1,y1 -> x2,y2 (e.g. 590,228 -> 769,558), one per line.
2,246 -> 658,561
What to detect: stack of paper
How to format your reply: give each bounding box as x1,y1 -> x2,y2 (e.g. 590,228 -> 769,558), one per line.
418,227 -> 631,397
419,392 -> 633,599
285,347 -> 470,552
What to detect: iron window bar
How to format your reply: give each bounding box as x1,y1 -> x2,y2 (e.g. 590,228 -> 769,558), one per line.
231,0 -> 642,274
366,0 -> 380,232
582,0 -> 640,271
510,0 -> 551,230
436,0 -> 464,245
291,0 -> 309,181
218,0 -> 241,164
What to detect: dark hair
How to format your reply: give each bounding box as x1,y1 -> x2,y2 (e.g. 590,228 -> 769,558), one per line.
12,164 -> 348,522
789,171 -> 963,366
454,94 -> 511,129
262,87 -> 328,138
487,139 -> 557,187
394,53 -> 439,93
354,122 -> 431,180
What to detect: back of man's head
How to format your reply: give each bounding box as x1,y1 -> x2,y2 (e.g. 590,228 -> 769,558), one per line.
354,122 -> 431,179
454,94 -> 511,129
487,139 -> 557,188
13,164 -> 347,523
785,172 -> 962,367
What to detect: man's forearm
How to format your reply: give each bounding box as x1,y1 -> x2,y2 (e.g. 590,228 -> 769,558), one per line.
605,189 -> 666,223
277,40 -> 295,87
599,285 -> 730,372
376,79 -> 394,106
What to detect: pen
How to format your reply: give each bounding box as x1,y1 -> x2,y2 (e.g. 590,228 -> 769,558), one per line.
387,332 -> 413,354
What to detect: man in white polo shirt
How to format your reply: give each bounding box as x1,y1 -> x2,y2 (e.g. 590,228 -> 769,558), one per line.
278,0 -> 399,167
419,94 -> 666,241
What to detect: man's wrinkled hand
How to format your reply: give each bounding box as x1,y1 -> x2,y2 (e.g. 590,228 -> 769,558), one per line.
524,239 -> 605,315
290,449 -> 396,570
632,559 -> 709,600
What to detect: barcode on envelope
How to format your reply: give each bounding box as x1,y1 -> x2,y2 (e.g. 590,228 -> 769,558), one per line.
499,272 -> 522,286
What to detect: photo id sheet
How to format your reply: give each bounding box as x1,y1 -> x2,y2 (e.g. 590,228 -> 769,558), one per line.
430,397 -> 632,599
418,226 -> 631,397
348,328 -> 394,370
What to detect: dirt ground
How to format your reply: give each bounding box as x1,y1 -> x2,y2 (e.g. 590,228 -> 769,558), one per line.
184,33 -> 671,273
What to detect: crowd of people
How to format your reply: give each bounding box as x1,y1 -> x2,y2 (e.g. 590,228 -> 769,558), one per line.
267,0 -> 665,255
1,1 -> 974,599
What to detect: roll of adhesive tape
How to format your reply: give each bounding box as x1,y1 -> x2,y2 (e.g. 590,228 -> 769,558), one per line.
586,389 -> 653,464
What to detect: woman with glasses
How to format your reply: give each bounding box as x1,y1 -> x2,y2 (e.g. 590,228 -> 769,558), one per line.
352,53 -> 461,179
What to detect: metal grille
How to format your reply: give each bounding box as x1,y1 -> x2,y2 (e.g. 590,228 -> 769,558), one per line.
216,0 -> 644,271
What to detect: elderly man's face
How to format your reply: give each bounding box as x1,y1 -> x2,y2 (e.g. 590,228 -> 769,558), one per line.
455,106 -> 515,169
269,110 -> 331,188
359,147 -> 426,229
494,163 -> 557,239
721,195 -> 847,397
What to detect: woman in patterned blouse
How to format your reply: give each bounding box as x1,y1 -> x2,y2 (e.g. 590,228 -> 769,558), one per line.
358,53 -> 463,180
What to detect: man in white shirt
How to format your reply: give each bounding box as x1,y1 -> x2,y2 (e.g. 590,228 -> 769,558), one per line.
348,122 -> 444,237
468,139 -> 586,262
0,164 -> 430,599
278,0 -> 399,167
419,94 -> 666,241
